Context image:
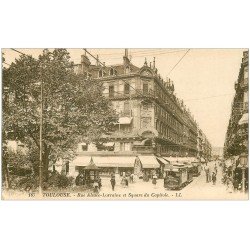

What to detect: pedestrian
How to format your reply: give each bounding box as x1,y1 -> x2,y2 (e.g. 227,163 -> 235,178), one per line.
164,175 -> 168,189
98,176 -> 102,190
212,172 -> 216,185
125,176 -> 129,187
205,165 -> 209,183
121,176 -> 127,188
130,173 -> 134,183
214,166 -> 218,175
233,177 -> 239,192
93,179 -> 99,193
110,175 -> 116,191
152,174 -> 157,187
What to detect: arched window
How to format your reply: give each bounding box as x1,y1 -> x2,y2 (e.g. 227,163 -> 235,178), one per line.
110,68 -> 114,75
99,70 -> 103,77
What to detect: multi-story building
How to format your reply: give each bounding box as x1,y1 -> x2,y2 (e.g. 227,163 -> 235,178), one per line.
69,50 -> 211,176
224,50 -> 248,158
197,128 -> 212,162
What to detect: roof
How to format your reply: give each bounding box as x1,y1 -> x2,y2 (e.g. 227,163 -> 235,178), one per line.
85,158 -> 99,170
87,63 -> 140,78
138,155 -> 160,168
92,156 -> 136,168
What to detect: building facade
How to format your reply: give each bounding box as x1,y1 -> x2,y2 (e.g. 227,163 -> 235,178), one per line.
69,50 -> 212,176
224,50 -> 248,158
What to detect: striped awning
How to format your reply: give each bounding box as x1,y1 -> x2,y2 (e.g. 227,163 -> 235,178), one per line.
138,155 -> 160,169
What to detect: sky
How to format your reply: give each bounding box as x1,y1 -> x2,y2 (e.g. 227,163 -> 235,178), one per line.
2,48 -> 246,148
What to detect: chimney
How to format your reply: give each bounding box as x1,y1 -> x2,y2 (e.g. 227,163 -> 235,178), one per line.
123,48 -> 130,66
153,57 -> 155,69
125,49 -> 128,58
96,55 -> 99,66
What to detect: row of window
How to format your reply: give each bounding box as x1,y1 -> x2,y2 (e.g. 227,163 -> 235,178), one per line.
156,120 -> 182,144
99,68 -> 118,78
108,82 -> 149,98
155,104 -> 182,132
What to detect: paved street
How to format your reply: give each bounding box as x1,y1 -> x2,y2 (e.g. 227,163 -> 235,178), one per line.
97,161 -> 248,200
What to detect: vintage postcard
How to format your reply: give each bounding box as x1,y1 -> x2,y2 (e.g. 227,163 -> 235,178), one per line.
1,48 -> 249,200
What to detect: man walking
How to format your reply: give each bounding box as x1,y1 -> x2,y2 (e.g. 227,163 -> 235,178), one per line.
110,175 -> 116,191
212,172 -> 217,185
205,164 -> 210,183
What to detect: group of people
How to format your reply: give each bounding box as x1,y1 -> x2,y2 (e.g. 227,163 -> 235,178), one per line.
109,172 -> 135,191
75,172 -> 102,193
221,164 -> 246,192
204,163 -> 218,185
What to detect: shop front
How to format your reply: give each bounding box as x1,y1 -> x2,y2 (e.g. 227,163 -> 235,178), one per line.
92,156 -> 136,177
137,155 -> 160,181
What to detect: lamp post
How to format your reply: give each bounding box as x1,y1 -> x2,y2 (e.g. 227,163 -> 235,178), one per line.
3,86 -> 10,190
239,153 -> 248,193
39,80 -> 43,194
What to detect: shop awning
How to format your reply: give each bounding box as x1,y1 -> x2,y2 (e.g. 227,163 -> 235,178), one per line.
118,117 -> 133,124
92,156 -> 136,168
72,156 -> 91,166
238,113 -> 248,125
156,157 -> 170,165
138,155 -> 160,169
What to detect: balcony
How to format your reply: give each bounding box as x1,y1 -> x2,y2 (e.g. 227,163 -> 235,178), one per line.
104,89 -> 155,100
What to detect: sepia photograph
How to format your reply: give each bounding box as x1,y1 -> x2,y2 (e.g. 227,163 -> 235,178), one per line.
1,48 -> 249,200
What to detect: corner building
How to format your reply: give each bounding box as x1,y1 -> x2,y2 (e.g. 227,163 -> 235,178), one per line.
71,50 -> 207,176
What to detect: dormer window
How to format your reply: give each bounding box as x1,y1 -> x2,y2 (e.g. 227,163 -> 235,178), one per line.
109,68 -> 117,76
99,69 -> 106,77
125,66 -> 130,74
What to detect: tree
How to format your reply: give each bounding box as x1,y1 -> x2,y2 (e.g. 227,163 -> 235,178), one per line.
3,49 -> 117,181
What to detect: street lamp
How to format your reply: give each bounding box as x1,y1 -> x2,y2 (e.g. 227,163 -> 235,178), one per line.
239,153 -> 248,193
35,81 -> 43,194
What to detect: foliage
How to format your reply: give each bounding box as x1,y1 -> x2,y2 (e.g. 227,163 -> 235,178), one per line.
45,171 -> 74,189
3,49 -> 118,179
8,171 -> 74,191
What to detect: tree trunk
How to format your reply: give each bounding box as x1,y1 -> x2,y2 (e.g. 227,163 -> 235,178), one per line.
2,157 -> 10,190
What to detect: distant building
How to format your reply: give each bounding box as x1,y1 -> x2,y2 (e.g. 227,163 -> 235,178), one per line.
212,146 -> 223,159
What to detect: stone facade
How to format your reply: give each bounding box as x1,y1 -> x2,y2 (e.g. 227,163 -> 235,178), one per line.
74,50 -> 211,158
224,50 -> 248,158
